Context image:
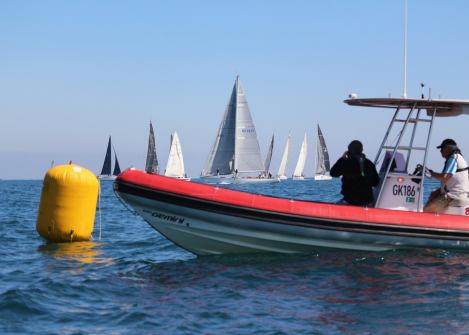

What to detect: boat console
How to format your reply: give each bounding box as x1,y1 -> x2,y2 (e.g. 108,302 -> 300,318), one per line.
373,151 -> 422,211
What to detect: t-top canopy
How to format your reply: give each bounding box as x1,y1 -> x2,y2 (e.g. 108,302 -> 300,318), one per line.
344,97 -> 469,117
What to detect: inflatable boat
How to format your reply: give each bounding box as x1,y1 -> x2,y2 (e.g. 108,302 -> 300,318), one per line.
114,97 -> 469,255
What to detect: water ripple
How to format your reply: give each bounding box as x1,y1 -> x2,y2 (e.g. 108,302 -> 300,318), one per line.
2,179 -> 469,334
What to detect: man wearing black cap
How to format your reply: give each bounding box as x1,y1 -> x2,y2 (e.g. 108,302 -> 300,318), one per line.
420,138 -> 469,213
330,140 -> 380,206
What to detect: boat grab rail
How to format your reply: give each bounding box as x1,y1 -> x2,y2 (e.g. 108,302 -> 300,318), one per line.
395,119 -> 432,123
383,146 -> 426,151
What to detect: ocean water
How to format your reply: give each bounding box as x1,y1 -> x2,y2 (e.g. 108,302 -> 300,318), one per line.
2,178 -> 469,334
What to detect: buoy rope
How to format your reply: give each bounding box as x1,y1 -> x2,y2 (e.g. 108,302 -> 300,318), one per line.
113,188 -> 138,216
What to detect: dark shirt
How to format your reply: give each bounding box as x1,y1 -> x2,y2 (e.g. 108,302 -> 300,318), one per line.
330,154 -> 380,206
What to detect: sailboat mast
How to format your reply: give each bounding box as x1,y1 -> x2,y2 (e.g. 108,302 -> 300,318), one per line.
402,0 -> 407,98
233,76 -> 239,173
315,123 -> 319,175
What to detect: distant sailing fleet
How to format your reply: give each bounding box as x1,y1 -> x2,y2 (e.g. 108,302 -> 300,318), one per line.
98,76 -> 332,183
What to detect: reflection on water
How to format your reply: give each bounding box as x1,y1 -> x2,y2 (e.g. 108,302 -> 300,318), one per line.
38,242 -> 114,273
109,250 -> 469,333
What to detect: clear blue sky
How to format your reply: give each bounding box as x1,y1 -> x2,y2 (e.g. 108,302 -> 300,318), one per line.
1,0 -> 469,179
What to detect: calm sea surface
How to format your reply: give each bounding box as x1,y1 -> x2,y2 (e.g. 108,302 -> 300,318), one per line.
2,178 -> 469,334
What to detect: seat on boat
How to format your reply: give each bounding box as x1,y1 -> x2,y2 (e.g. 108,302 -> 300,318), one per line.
380,151 -> 407,174
442,197 -> 469,215
449,197 -> 469,207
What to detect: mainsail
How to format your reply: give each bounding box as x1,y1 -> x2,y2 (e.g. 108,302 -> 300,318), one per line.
165,131 -> 185,177
293,132 -> 307,177
277,133 -> 290,177
113,146 -> 121,176
201,84 -> 237,175
315,124 -> 331,176
145,121 -> 159,174
202,76 -> 264,175
100,136 -> 112,175
263,134 -> 274,174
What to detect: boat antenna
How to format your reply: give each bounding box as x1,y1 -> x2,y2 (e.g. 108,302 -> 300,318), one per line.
402,0 -> 407,98
421,83 -> 425,99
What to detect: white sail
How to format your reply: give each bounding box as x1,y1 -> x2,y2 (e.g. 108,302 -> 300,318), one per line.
315,124 -> 331,176
165,131 -> 185,178
202,76 -> 264,176
293,132 -> 307,177
234,77 -> 264,173
201,84 -> 237,176
277,133 -> 290,177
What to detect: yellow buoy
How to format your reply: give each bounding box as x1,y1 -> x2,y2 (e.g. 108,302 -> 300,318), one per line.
36,164 -> 99,242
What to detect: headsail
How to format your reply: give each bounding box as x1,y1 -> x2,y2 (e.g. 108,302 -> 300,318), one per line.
277,133 -> 290,177
293,132 -> 307,177
201,83 -> 237,176
113,145 -> 121,176
315,124 -> 330,176
145,121 -> 159,174
234,77 -> 264,173
165,131 -> 185,177
100,136 -> 112,175
263,134 -> 274,174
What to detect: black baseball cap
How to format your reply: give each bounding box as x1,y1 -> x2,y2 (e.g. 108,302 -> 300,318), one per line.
348,140 -> 363,152
437,139 -> 457,149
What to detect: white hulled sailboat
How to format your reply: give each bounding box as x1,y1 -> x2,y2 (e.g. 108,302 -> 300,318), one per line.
201,76 -> 279,184
314,123 -> 332,180
277,133 -> 290,180
292,132 -> 307,180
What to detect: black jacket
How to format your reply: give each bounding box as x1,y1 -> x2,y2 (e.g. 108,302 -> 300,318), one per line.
330,154 -> 380,206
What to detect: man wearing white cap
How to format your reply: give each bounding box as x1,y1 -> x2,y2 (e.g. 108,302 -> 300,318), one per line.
422,139 -> 469,213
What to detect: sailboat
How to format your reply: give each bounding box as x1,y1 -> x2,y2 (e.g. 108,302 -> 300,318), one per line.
314,124 -> 332,180
98,136 -> 121,181
262,134 -> 274,178
292,132 -> 307,180
145,121 -> 159,174
165,131 -> 190,181
276,133 -> 290,179
201,76 -> 279,184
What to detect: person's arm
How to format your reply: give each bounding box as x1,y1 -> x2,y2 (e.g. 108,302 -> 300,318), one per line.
330,153 -> 347,178
429,156 -> 456,183
430,171 -> 452,183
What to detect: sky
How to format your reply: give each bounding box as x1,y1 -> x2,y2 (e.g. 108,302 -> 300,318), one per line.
1,0 -> 469,180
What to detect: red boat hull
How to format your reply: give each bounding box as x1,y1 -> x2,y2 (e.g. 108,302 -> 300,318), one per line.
114,170 -> 469,255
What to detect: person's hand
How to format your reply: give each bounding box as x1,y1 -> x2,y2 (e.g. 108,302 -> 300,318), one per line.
342,151 -> 348,159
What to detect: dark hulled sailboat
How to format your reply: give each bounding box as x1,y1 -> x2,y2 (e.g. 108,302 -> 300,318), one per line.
98,136 -> 121,181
